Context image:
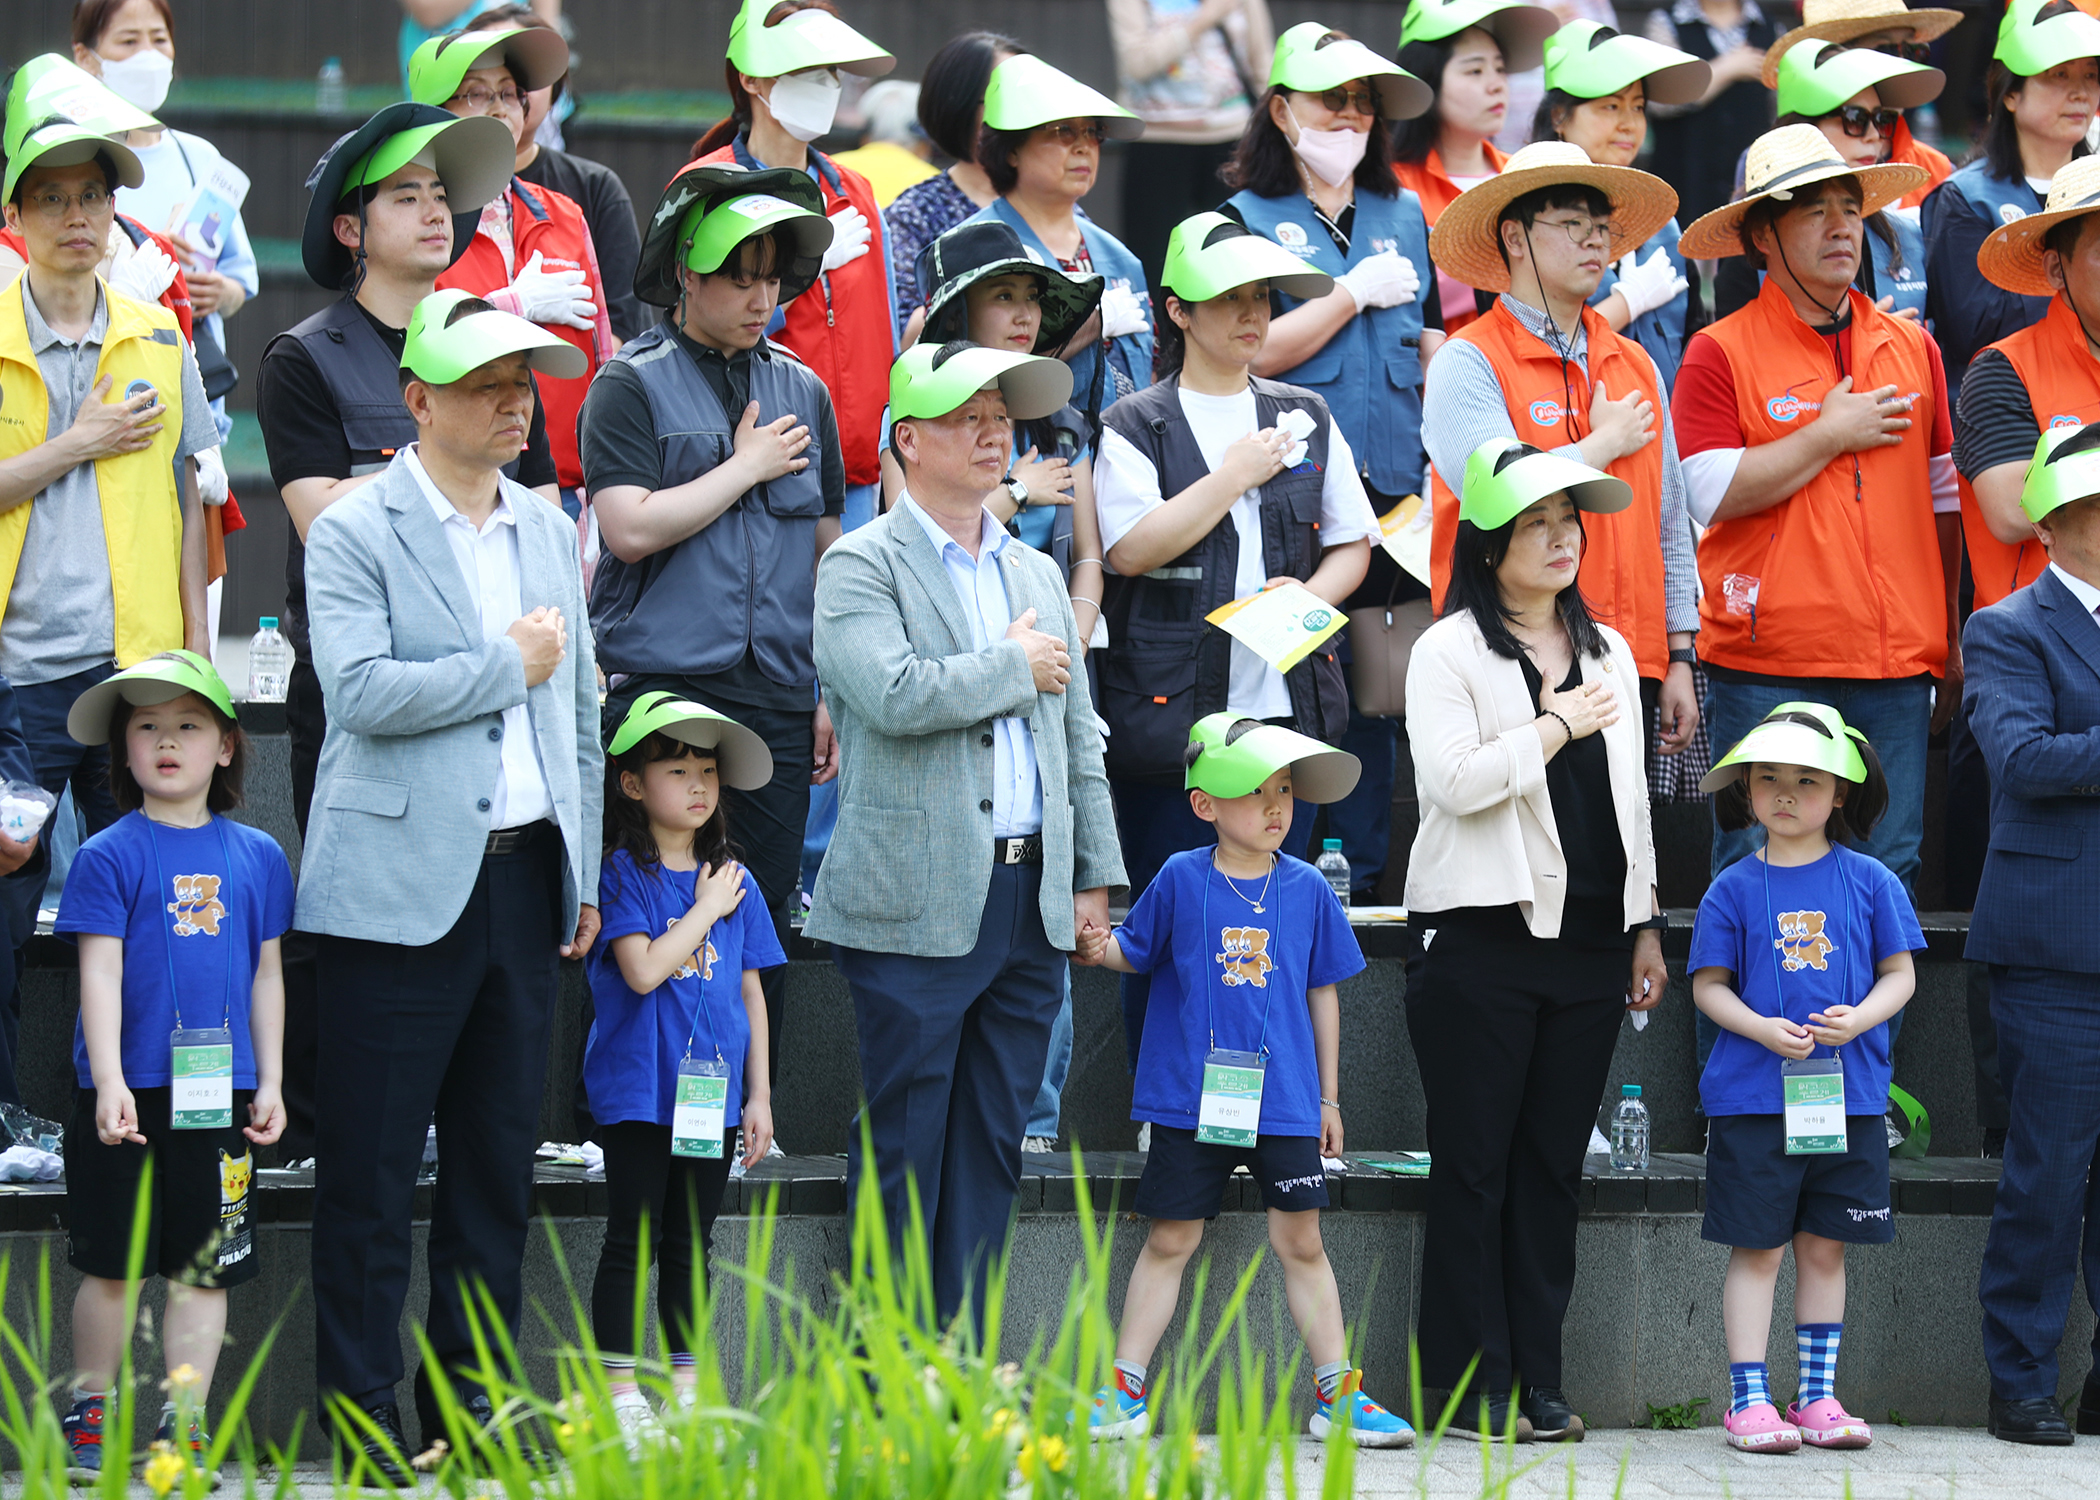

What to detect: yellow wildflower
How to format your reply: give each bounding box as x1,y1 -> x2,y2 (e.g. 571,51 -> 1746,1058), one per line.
161,1365 -> 200,1394
142,1442 -> 184,1497
1018,1433 -> 1070,1480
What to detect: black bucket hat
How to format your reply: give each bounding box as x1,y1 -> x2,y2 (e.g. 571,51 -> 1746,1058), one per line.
299,102 -> 514,291
916,220 -> 1102,353
634,159 -> 828,308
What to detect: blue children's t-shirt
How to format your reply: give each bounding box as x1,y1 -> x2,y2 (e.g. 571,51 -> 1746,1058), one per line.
57,812 -> 296,1090
1117,847 -> 1364,1136
1689,843 -> 1925,1116
584,848 -> 788,1129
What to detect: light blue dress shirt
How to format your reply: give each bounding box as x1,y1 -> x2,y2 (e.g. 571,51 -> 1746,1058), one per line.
900,495 -> 1043,836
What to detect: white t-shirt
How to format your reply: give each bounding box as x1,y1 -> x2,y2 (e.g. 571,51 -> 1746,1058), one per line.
1095,385 -> 1377,722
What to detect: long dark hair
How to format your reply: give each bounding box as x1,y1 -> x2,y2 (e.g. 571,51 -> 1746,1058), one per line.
694,0 -> 842,157
1441,447 -> 1608,664
1393,36 -> 1461,165
107,695 -> 246,815
1713,732 -> 1891,844
603,733 -> 736,876
918,31 -> 1026,163
1977,51 -> 2096,179
1221,37 -> 1402,198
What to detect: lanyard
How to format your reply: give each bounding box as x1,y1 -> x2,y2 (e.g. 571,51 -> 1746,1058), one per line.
147,814 -> 236,1033
666,864 -> 724,1066
1200,856 -> 1278,1062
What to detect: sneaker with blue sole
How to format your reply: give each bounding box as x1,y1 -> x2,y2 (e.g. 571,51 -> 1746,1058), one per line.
1088,1372 -> 1150,1440
1309,1372 -> 1414,1448
62,1395 -> 104,1485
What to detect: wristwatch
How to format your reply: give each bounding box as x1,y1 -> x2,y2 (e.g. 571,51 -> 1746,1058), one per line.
1002,475 -> 1030,511
1668,647 -> 1697,666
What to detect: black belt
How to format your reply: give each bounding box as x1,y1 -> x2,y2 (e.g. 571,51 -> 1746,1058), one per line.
486,820 -> 553,855
993,834 -> 1043,866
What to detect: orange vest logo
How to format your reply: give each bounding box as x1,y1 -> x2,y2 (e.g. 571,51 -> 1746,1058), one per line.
167,874 -> 225,937
1775,909 -> 1836,972
1217,927 -> 1273,988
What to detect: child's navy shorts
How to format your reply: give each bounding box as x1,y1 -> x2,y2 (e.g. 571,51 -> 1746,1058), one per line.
65,1087 -> 260,1287
1702,1112 -> 1893,1249
1133,1125 -> 1330,1219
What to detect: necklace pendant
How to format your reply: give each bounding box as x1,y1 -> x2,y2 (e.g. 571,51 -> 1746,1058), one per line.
1250,903 -> 1265,913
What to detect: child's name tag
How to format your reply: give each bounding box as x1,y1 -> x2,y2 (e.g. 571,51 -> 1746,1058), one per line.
672,1058 -> 729,1158
1196,1049 -> 1265,1147
1782,1057 -> 1846,1156
170,1028 -> 233,1130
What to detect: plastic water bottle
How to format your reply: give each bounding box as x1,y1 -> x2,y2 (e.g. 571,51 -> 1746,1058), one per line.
1609,1085 -> 1650,1172
247,617 -> 292,702
316,57 -> 347,114
1315,838 -> 1351,904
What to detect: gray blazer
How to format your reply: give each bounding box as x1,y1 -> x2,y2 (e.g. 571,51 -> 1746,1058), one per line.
808,503 -> 1126,956
295,453 -> 602,946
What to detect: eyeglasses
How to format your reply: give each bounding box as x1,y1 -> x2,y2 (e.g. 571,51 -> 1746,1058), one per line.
1313,86 -> 1379,117
23,185 -> 111,218
1531,214 -> 1615,248
1830,103 -> 1902,138
1035,121 -> 1107,147
450,82 -> 522,111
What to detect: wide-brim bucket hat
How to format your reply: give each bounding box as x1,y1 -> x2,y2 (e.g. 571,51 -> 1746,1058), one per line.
402,288 -> 588,384
1979,153 -> 2100,294
1775,37 -> 1944,116
1270,23 -> 1432,120
727,0 -> 894,80
1184,712 -> 1361,804
1762,0 -> 1962,87
1998,0 -> 2100,77
633,161 -> 827,308
1678,122 -> 1925,260
608,691 -> 775,790
916,219 -> 1102,352
1545,21 -> 1712,107
1460,437 -> 1631,530
1398,0 -> 1561,74
4,54 -> 158,160
1700,701 -> 1870,792
1162,212 -> 1336,302
982,54 -> 1143,139
299,104 -> 514,290
67,651 -> 236,745
407,24 -> 570,105
1428,140 -> 1679,293
2021,420 -> 2100,523
889,341 -> 1073,423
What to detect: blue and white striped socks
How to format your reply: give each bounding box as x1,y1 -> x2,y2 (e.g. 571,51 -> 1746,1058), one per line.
1729,1362 -> 1771,1415
1796,1323 -> 1842,1405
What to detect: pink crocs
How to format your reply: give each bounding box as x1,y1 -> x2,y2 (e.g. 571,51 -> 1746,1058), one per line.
1787,1397 -> 1873,1449
1723,1402 -> 1802,1453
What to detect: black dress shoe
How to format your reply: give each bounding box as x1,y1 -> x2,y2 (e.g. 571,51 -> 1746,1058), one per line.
445,1393 -> 556,1474
2076,1372 -> 2100,1436
1519,1386 -> 1585,1443
1445,1391 -> 1535,1444
1981,1126 -> 2007,1160
1989,1395 -> 2073,1445
334,1401 -> 415,1488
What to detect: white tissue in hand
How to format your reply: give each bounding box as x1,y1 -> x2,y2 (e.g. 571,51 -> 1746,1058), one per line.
0,793 -> 50,843
1277,408 -> 1317,468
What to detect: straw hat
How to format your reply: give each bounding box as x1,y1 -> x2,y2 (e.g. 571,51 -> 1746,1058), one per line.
1977,155 -> 2100,295
1426,140 -> 1679,293
1762,0 -> 1961,88
1677,123 -> 1926,260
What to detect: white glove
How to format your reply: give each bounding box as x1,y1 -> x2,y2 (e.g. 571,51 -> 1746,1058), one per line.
1612,246 -> 1688,322
1099,281 -> 1149,339
109,241 -> 180,305
1335,250 -> 1419,311
193,445 -> 229,506
506,249 -> 597,332
820,204 -> 872,273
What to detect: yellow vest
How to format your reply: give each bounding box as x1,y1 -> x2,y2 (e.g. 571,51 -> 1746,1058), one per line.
0,276 -> 185,667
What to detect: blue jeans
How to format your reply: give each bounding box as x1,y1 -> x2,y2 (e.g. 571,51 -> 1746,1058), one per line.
1025,974 -> 1074,1139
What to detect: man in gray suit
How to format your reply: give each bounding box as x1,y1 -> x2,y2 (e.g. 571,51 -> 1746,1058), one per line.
810,341 -> 1127,1334
298,291 -> 602,1481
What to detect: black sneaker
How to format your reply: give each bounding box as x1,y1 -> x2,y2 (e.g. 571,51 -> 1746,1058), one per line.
1445,1391 -> 1535,1443
2077,1371 -> 2100,1437
334,1401 -> 415,1489
1981,1127 -> 2007,1160
1519,1386 -> 1585,1443
1987,1394 -> 2072,1446
436,1392 -> 557,1475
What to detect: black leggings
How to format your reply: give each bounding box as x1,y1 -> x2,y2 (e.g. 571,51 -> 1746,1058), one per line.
590,1120 -> 735,1358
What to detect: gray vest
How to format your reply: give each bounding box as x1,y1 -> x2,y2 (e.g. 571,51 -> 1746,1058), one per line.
587,326 -> 828,684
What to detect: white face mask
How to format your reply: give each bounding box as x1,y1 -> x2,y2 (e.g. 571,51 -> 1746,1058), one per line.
94,48 -> 174,113
1286,103 -> 1370,188
766,69 -> 842,144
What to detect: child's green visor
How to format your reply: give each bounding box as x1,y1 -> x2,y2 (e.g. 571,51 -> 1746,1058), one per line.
1184,711 -> 1362,803
607,691 -> 775,790
67,652 -> 235,745
1699,701 -> 1868,793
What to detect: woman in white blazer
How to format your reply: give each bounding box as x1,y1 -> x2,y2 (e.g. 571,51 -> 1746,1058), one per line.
1402,439 -> 1668,1445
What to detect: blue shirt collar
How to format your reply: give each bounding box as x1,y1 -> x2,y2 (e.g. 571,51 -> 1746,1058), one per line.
899,492 -> 1007,562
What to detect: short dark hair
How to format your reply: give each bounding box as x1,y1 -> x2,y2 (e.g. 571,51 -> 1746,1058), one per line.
1392,36 -> 1460,165
1439,441 -> 1608,663
1712,735 -> 1890,843
107,694 -> 246,816
975,123 -> 1035,196
918,31 -> 1026,162
72,0 -> 174,49
2043,211 -> 2100,267
1221,33 -> 1402,198
7,150 -> 119,209
1496,183 -> 1612,269
468,3 -> 567,107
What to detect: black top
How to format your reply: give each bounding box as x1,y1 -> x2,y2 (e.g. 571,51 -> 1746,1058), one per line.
255,299 -> 556,651
1951,348 -> 2041,480
516,144 -> 647,343
1519,651 -> 1627,923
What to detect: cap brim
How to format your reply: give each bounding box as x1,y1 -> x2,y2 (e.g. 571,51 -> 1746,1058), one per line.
1277,42 -> 1435,120
1549,34 -> 1713,105
1484,6 -> 1562,73
1429,161 -> 1679,293
1762,9 -> 1966,87
1169,234 -> 1336,302
634,163 -> 825,307
300,105 -> 512,289
732,8 -> 896,79
1464,447 -> 1634,528
4,54 -> 162,157
984,57 -> 1144,137
1678,159 -> 1926,260
1699,722 -> 1866,792
1193,724 -> 1363,803
408,310 -> 589,385
66,660 -> 235,745
1,126 -> 143,205
649,716 -> 775,791
894,347 -> 1074,422
1779,49 -> 1945,113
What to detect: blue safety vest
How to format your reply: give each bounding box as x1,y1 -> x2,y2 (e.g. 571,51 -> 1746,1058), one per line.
1588,218 -> 1689,391
1227,186 -> 1430,497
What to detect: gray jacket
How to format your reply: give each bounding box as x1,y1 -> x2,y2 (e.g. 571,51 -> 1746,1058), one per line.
808,504 -> 1126,956
295,453 -> 602,945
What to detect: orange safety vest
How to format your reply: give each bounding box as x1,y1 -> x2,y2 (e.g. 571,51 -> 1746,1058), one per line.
1693,278 -> 1949,678
1397,142 -> 1508,337
1426,300 -> 1671,677
1888,120 -> 1953,213
1967,295 -> 2099,606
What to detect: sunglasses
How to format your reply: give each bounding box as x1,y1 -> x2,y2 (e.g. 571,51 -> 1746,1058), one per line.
1035,121 -> 1107,147
1830,103 -> 1902,138
1312,86 -> 1379,116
